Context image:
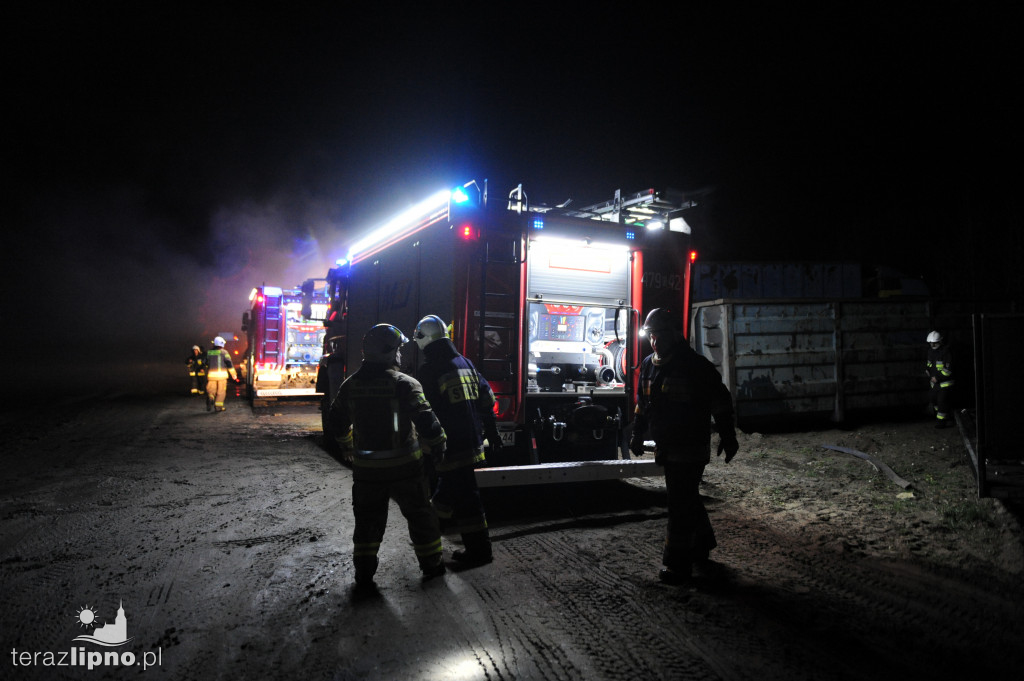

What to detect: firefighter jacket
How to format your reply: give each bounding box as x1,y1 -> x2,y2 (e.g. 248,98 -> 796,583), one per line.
634,343 -> 735,464
926,345 -> 954,389
187,351 -> 206,376
418,338 -> 497,471
205,348 -> 235,380
327,361 -> 446,480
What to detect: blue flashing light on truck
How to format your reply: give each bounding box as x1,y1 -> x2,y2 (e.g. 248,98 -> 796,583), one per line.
304,180 -> 701,486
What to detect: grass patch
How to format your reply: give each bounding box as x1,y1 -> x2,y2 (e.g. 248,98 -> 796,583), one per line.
941,501 -> 992,530
764,486 -> 789,506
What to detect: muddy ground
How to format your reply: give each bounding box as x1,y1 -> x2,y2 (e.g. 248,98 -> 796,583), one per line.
2,389 -> 1023,681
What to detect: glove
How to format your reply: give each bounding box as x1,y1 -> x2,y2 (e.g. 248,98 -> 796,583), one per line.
717,432 -> 739,463
485,427 -> 503,451
629,434 -> 646,458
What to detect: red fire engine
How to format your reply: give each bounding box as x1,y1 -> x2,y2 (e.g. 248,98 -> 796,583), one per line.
307,180 -> 699,485
241,285 -> 329,405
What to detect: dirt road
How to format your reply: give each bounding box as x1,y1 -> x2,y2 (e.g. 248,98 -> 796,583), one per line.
2,391 -> 1023,680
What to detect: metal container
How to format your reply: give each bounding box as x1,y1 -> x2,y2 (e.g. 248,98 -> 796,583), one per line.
690,298 -> 1012,427
691,262 -> 863,301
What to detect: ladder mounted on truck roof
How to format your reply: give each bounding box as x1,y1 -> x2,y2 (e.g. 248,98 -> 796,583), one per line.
528,187 -> 706,228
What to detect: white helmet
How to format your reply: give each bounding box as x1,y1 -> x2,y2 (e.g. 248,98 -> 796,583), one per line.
413,315 -> 449,351
926,331 -> 942,344
213,336 -> 226,347
192,345 -> 200,351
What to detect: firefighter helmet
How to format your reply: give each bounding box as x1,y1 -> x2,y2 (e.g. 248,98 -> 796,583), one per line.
641,308 -> 680,336
212,336 -> 226,347
927,331 -> 943,344
362,324 -> 408,363
192,345 -> 200,352
413,315 -> 449,350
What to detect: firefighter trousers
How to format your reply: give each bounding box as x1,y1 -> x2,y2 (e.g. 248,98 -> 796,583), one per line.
206,379 -> 228,410
352,472 -> 443,576
662,461 -> 717,572
930,385 -> 952,422
431,465 -> 490,555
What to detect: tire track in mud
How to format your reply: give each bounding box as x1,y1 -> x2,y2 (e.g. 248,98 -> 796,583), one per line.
0,399 -> 182,656
463,579 -> 582,680
140,407 -> 349,681
0,396 -> 346,680
708,506 -> 1024,679
487,505 -> 974,681
492,525 -> 723,680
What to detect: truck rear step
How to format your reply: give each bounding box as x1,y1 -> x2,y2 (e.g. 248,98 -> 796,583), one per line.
475,459 -> 663,488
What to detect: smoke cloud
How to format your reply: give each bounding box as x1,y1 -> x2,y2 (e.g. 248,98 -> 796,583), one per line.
7,184 -> 349,401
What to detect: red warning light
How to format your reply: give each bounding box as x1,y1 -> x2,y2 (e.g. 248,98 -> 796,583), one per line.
458,223 -> 479,240
689,250 -> 698,263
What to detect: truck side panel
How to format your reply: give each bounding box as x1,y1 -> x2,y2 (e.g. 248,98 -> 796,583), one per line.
343,223 -> 457,376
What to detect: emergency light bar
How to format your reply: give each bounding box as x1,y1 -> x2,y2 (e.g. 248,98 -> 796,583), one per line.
343,180 -> 481,264
346,188 -> 451,263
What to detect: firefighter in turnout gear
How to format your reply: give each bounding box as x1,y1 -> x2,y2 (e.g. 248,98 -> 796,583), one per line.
413,315 -> 501,567
327,323 -> 448,588
629,308 -> 738,585
205,337 -> 238,412
926,330 -> 955,429
187,345 -> 207,395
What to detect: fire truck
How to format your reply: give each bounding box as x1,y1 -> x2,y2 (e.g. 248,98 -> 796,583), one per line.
307,180 -> 699,486
241,285 -> 330,405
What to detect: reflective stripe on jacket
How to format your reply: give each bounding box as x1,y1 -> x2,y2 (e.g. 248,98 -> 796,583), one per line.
926,345 -> 954,389
206,348 -> 234,377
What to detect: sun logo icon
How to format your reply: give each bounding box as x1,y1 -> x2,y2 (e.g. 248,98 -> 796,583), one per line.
75,605 -> 99,629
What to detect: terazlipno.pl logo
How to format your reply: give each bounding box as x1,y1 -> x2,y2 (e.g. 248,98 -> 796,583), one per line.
9,600 -> 162,671
73,600 -> 133,646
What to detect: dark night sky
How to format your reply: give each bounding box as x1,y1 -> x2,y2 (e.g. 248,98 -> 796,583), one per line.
5,3 -> 1020,396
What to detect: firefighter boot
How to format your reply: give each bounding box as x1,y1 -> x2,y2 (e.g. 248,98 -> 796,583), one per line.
658,567 -> 692,585
452,530 -> 493,567
419,555 -> 446,581
354,556 -> 378,590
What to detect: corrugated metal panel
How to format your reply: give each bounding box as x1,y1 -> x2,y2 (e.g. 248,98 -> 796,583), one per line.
692,299 -> 931,425
692,262 -> 862,301
693,298 -> 1017,427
